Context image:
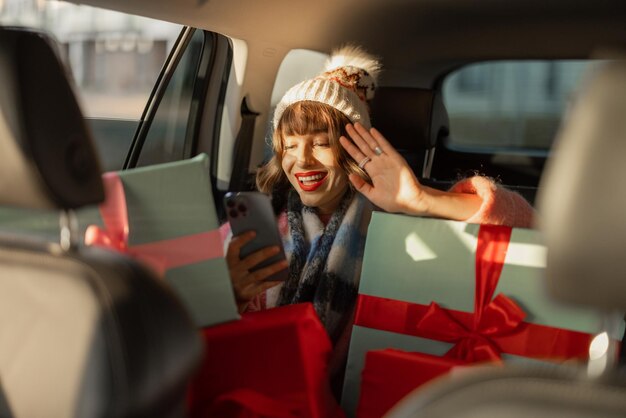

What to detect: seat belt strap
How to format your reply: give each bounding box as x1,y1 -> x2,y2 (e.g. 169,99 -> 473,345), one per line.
229,97 -> 259,191
0,378 -> 14,418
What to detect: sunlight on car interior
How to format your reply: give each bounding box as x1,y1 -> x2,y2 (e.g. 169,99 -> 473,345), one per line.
1,0 -> 626,417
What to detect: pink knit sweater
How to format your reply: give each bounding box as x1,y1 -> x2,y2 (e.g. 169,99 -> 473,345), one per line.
448,176 -> 534,228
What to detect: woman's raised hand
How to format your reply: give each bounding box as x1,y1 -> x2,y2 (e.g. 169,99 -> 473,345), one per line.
226,231 -> 287,313
339,123 -> 429,214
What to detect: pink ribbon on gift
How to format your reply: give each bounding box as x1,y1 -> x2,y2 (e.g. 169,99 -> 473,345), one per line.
85,172 -> 223,277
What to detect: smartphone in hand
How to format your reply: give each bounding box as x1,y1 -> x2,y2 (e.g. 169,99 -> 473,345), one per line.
224,192 -> 288,281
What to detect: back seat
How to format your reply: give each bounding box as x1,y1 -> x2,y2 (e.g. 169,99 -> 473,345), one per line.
370,86 -> 538,206
370,87 -> 447,178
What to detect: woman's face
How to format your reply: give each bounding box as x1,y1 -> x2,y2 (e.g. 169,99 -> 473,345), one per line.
281,132 -> 349,214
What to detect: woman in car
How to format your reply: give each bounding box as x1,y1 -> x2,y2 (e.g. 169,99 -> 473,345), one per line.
225,46 -> 534,387
227,45 -> 532,317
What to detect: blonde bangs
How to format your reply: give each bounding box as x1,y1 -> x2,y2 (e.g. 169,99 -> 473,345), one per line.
279,101 -> 337,137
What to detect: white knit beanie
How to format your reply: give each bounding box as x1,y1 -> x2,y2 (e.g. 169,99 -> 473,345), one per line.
273,45 -> 381,130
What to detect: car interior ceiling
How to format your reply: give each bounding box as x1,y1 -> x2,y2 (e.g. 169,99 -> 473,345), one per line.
75,0 -> 626,62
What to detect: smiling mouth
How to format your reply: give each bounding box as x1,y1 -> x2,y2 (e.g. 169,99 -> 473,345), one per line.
295,172 -> 327,191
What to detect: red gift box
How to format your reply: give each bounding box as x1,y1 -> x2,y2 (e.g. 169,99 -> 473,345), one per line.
187,303 -> 345,418
356,350 -> 466,418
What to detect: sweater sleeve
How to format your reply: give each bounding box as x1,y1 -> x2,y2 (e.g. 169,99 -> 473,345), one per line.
448,176 -> 535,228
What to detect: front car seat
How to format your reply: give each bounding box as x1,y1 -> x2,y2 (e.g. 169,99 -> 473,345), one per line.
384,59 -> 626,418
0,27 -> 202,418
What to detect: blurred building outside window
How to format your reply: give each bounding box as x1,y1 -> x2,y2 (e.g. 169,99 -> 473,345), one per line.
443,60 -> 594,151
0,0 -> 183,170
0,0 -> 182,120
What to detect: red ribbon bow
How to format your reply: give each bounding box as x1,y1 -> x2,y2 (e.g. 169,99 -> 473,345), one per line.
414,225 -> 525,362
354,222 -> 592,362
85,172 -> 224,276
416,294 -> 526,362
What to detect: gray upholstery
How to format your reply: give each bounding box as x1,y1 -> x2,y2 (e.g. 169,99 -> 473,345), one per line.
0,28 -> 104,210
537,60 -> 626,311
0,239 -> 202,417
370,87 -> 449,150
0,27 -> 202,417
369,87 -> 449,176
387,365 -> 626,418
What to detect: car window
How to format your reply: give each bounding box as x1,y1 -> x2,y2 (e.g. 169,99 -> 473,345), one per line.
0,0 -> 182,171
442,60 -> 596,152
135,29 -> 207,167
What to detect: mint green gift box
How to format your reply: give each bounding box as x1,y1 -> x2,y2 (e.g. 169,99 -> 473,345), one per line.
341,212 -> 623,417
0,154 -> 238,328
88,154 -> 239,328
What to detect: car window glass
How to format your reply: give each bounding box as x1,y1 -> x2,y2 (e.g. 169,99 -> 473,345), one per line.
0,0 -> 181,170
443,60 -> 597,151
136,29 -> 207,167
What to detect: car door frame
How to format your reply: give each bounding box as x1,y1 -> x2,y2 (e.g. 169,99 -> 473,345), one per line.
124,26 -> 232,175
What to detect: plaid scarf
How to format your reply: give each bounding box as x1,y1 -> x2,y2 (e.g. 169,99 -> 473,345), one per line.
274,190 -> 373,342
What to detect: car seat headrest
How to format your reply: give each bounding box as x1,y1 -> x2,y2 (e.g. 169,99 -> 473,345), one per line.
0,27 -> 104,210
537,59 -> 626,311
370,87 -> 449,151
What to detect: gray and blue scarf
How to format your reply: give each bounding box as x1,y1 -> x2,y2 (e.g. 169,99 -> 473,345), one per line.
275,190 -> 373,342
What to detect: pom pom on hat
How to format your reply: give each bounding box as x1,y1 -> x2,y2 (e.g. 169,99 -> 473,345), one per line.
323,45 -> 381,100
273,45 -> 381,129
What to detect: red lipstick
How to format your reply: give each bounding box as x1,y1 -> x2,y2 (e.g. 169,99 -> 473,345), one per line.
295,171 -> 327,192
